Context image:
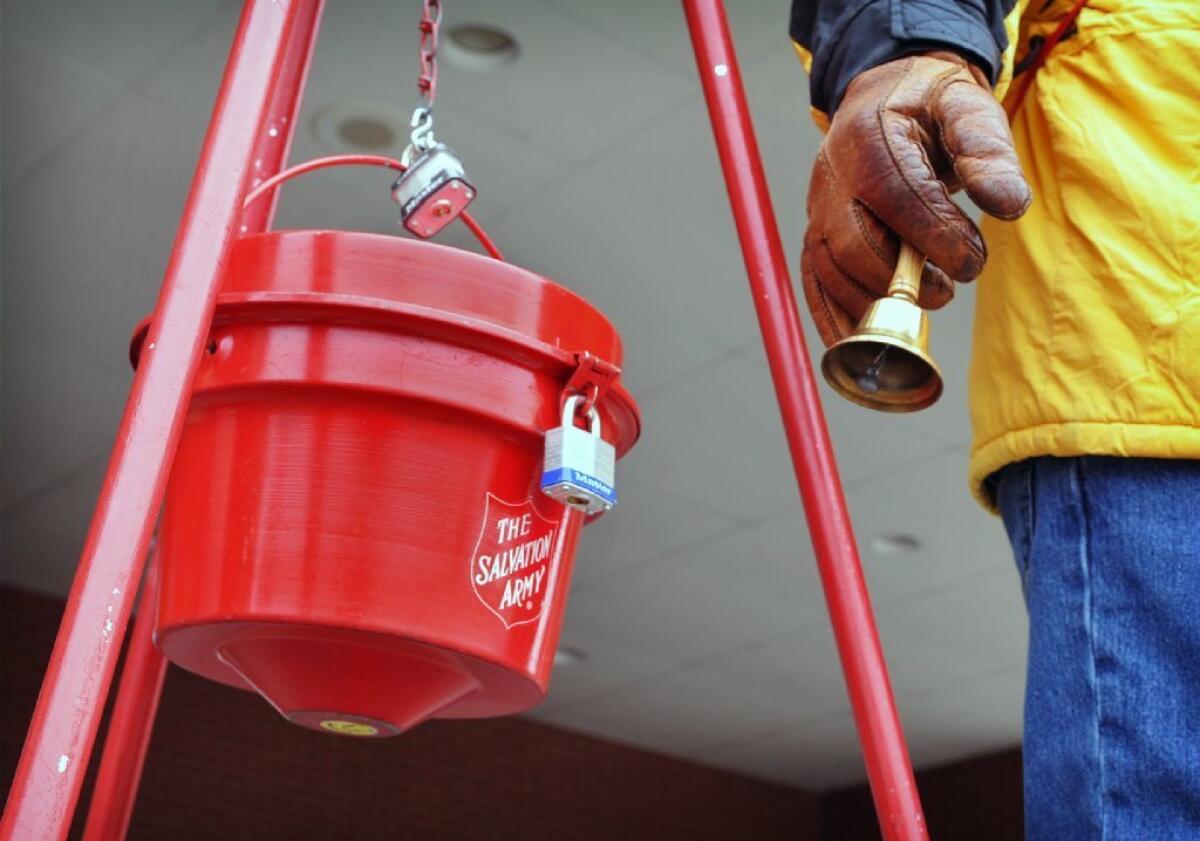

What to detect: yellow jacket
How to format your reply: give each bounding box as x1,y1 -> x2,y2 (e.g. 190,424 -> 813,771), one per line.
793,0 -> 1200,509
971,0 -> 1200,509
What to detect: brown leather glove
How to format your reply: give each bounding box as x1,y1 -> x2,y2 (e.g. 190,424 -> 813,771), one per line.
801,52 -> 1032,346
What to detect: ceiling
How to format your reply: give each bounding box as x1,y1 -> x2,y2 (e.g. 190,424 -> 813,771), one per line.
0,0 -> 1026,791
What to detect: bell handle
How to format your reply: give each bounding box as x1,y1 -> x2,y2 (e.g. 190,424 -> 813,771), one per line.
888,240 -> 926,304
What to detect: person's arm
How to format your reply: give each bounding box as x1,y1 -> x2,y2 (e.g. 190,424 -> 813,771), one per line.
790,0 -> 1031,348
790,0 -> 1016,117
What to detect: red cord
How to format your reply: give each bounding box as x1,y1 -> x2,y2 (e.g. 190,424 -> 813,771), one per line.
241,153 -> 505,261
1006,0 -> 1089,121
455,206 -> 505,261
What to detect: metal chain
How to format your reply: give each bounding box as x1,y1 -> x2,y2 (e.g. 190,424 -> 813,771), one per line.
417,0 -> 441,107
408,0 -> 442,156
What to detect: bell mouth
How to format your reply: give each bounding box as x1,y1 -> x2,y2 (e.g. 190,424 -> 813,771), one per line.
822,335 -> 942,413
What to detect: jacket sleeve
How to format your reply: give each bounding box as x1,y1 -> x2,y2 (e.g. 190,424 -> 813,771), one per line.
790,0 -> 1016,116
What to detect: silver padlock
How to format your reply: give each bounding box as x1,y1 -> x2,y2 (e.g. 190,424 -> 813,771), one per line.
541,395 -> 617,514
392,143 -> 476,238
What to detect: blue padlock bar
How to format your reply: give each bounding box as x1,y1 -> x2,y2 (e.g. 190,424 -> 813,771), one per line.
540,468 -> 618,506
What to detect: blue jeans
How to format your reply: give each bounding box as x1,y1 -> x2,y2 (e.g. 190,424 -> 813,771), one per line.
993,456 -> 1200,840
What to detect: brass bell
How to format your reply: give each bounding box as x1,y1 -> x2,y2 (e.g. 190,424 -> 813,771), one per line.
821,241 -> 943,412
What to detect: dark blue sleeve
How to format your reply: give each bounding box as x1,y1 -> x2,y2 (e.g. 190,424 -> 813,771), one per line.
790,0 -> 1015,114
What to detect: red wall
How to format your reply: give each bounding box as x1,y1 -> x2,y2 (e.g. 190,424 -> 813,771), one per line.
823,749 -> 1024,840
1,587 -> 820,840
2,586 -> 1024,839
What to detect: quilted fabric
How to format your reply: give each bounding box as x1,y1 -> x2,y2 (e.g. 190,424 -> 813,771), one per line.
790,0 -> 1016,113
791,0 -> 1200,512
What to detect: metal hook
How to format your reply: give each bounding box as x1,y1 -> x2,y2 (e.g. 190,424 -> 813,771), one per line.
409,106 -> 436,152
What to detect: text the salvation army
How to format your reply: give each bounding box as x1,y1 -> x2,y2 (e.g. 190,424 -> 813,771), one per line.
475,513 -> 555,611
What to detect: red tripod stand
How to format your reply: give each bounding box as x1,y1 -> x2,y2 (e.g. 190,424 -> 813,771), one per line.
0,3 -> 927,838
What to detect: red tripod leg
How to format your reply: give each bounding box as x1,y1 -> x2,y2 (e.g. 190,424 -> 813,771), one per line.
81,556 -> 167,841
0,3 -> 323,838
681,2 -> 928,838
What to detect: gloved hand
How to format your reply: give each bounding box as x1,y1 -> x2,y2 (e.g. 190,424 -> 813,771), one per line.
801,52 -> 1033,346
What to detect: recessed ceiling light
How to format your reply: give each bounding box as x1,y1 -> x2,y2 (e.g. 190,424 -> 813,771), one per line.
443,23 -> 519,70
336,115 -> 396,150
310,102 -> 406,153
553,647 -> 586,667
869,533 -> 922,555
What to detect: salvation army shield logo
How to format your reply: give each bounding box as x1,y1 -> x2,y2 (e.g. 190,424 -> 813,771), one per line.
470,494 -> 561,629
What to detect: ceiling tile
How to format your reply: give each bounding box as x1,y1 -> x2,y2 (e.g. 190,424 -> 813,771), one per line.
681,713 -> 868,790
560,529 -> 825,668
874,569 -> 1028,695
295,0 -> 696,168
459,89 -> 824,401
898,666 -> 1025,770
531,653 -> 824,763
2,171 -> 177,509
2,42 -> 122,183
121,2 -> 239,106
543,0 -> 788,77
637,511 -> 830,621
528,616 -> 673,716
569,476 -> 743,590
272,96 -> 567,241
846,448 -> 1016,602
726,448 -> 1017,612
33,85 -> 210,211
864,581 -> 1027,715
739,41 -> 820,138
4,0 -> 229,91
626,348 -> 950,519
690,623 -> 854,726
482,164 -> 756,397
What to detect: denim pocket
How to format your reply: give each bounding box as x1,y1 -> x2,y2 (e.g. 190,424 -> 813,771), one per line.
995,459 -> 1036,600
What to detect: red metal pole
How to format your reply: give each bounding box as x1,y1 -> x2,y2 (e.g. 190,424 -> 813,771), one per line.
681,2 -> 928,839
80,557 -> 167,841
239,0 -> 324,234
76,13 -> 323,835
0,3 -> 318,838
